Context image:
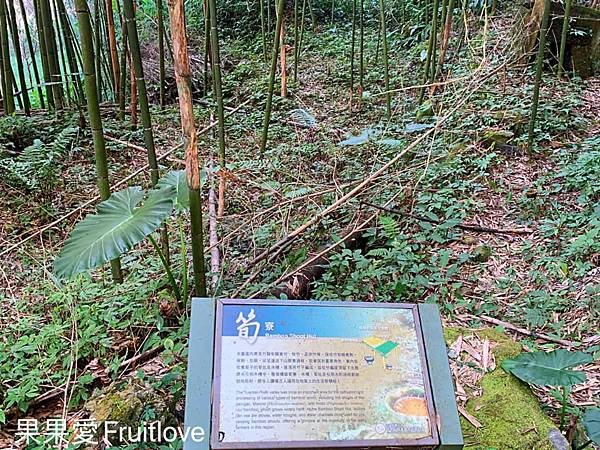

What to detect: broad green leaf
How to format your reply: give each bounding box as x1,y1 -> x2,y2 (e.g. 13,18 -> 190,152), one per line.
156,170 -> 189,211
54,186 -> 175,278
155,169 -> 207,212
583,408 -> 600,445
502,349 -> 593,387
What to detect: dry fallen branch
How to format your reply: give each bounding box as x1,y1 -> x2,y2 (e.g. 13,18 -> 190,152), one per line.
234,61 -> 510,295
465,314 -> 579,347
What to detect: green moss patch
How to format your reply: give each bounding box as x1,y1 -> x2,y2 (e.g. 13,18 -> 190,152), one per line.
446,327 -> 555,449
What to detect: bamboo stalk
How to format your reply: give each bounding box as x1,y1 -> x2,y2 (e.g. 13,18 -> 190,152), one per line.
123,0 -> 160,186
39,0 -> 63,107
436,0 -> 455,79
51,0 -> 71,105
157,0 -> 165,107
166,0 -> 207,297
298,0 -> 306,62
94,0 -> 103,101
207,0 -> 226,215
202,0 -> 210,97
260,0 -> 267,62
378,0 -> 390,118
527,0 -> 551,149
259,0 -> 285,156
557,0 -> 572,79
6,0 -> 29,114
118,6 -> 128,121
358,0 -> 364,95
349,0 -> 356,112
280,17 -> 286,97
55,0 -> 85,104
74,0 -> 122,283
419,0 -> 439,104
33,0 -> 54,108
123,0 -> 170,259
293,0 -> 298,82
105,0 -> 120,97
0,0 -> 15,113
17,0 -> 45,109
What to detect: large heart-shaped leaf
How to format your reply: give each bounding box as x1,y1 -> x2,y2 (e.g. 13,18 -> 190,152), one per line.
583,408 -> 600,445
502,349 -> 593,387
54,186 -> 175,278
156,170 -> 189,212
155,169 -> 207,212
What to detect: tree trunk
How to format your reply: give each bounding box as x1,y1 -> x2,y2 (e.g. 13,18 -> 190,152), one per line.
74,0 -> 123,283
166,0 -> 207,297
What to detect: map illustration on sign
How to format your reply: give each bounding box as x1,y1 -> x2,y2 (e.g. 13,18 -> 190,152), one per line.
211,301 -> 437,448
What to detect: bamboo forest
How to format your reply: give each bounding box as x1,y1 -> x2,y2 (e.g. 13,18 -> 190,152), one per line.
0,0 -> 599,447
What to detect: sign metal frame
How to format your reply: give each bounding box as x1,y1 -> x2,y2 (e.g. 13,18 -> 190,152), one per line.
183,298 -> 464,450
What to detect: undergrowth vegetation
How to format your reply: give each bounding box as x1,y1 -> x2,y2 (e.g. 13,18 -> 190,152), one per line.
0,0 -> 599,447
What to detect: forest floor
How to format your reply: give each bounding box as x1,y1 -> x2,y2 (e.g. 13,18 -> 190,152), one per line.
0,6 -> 599,450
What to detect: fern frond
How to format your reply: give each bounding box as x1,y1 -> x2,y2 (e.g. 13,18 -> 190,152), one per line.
379,215 -> 400,239
0,127 -> 78,190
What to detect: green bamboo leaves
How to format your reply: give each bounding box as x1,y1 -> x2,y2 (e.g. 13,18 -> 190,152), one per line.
54,186 -> 176,279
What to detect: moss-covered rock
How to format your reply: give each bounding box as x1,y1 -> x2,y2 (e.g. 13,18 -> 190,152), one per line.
445,327 -> 556,449
84,379 -> 177,442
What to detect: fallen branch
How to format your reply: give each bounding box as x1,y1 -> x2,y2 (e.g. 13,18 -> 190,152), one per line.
361,201 -> 534,235
241,62 -> 509,278
465,314 -> 579,347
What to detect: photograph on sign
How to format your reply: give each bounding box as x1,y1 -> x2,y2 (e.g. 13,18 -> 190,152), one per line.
211,300 -> 438,448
